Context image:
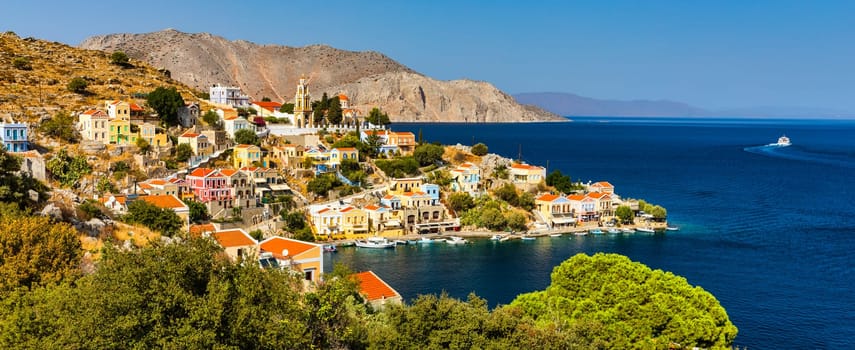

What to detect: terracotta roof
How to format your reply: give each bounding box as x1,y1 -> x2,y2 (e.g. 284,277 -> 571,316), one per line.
364,204 -> 380,210
189,223 -> 217,237
129,103 -> 144,111
511,163 -> 543,170
390,131 -> 415,137
566,194 -> 586,201
587,192 -> 609,199
317,208 -> 331,214
219,169 -> 238,177
333,147 -> 356,151
252,101 -> 282,110
81,109 -> 108,117
234,144 -> 256,149
259,236 -> 318,259
352,271 -> 400,301
180,132 -> 200,138
459,163 -> 474,168
340,206 -> 355,213
188,168 -> 218,178
536,194 -> 560,202
338,94 -> 349,101
98,194 -> 127,205
593,181 -> 614,188
139,194 -> 188,210
137,183 -> 153,190
212,229 -> 256,248
383,195 -> 396,200
148,179 -> 167,186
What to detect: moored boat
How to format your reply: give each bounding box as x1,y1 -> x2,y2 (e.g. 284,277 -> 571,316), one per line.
445,236 -> 468,244
394,240 -> 408,245
607,228 -> 621,234
549,233 -> 562,237
574,231 -> 588,236
636,227 -> 655,233
355,236 -> 396,249
589,228 -> 604,235
620,228 -> 635,234
521,236 -> 536,241
417,237 -> 434,244
323,244 -> 337,252
666,226 -> 679,231
490,234 -> 503,241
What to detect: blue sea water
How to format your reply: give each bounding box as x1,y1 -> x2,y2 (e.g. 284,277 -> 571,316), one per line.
328,117 -> 855,348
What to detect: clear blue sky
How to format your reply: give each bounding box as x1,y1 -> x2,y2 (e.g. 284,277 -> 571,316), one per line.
4,0 -> 855,112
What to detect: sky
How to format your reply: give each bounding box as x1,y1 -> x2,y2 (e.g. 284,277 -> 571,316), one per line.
4,0 -> 855,112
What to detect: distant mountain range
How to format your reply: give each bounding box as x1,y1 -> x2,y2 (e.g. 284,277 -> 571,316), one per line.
514,92 -> 855,119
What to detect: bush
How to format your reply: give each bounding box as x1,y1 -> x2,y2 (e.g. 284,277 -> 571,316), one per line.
471,143 -> 488,156
175,143 -> 193,162
375,157 -> 420,178
67,77 -> 88,94
12,57 -> 31,70
413,143 -> 444,166
109,51 -> 130,66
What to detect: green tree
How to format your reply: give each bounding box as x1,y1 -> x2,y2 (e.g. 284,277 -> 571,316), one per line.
233,128 -> 260,146
67,77 -> 88,94
493,164 -> 509,179
546,170 -> 575,194
280,210 -> 307,232
39,111 -> 77,143
46,149 -> 91,188
313,109 -> 326,126
279,103 -> 295,114
471,142 -> 488,156
506,211 -> 528,232
307,175 -> 334,197
362,133 -> 382,158
517,192 -> 535,211
0,214 -> 82,294
183,199 -> 209,224
615,205 -> 634,224
365,107 -> 391,126
109,51 -> 129,66
96,177 -> 116,194
512,253 -> 737,349
374,157 -> 420,178
651,205 -> 667,220
480,207 -> 507,231
326,97 -> 343,125
123,200 -> 183,237
135,137 -> 151,154
413,143 -> 444,166
146,86 -> 185,127
494,183 -> 519,206
304,264 -> 370,349
261,97 -> 271,102
447,192 -> 475,213
202,110 -> 221,130
0,149 -> 48,210
175,143 -> 193,162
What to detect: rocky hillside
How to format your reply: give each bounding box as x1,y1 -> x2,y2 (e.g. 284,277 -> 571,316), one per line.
80,29 -> 561,122
0,31 -> 199,122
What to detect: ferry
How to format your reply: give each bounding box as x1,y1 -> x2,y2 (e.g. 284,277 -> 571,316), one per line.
355,236 -> 396,249
773,135 -> 791,147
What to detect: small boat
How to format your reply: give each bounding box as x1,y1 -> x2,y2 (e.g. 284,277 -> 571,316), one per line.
549,233 -> 562,237
636,227 -> 655,233
607,228 -> 621,234
773,135 -> 791,147
323,244 -> 337,252
417,237 -> 434,244
589,228 -> 604,235
620,228 -> 635,234
445,236 -> 468,244
666,226 -> 679,231
574,231 -> 588,236
499,235 -> 512,242
407,240 -> 419,245
394,240 -> 408,245
521,236 -> 536,241
355,236 -> 396,249
490,234 -> 503,241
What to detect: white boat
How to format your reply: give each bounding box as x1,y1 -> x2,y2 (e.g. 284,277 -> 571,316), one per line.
589,228 -> 604,235
574,231 -> 588,236
620,228 -> 635,234
607,228 -> 621,234
490,234 -> 503,241
772,135 -> 791,147
521,236 -> 536,241
666,226 -> 679,231
445,236 -> 468,244
499,235 -> 512,242
417,237 -> 434,244
355,236 -> 396,249
549,233 -> 562,237
636,227 -> 655,233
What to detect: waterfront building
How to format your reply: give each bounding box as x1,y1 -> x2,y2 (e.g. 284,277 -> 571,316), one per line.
567,194 -> 598,222
535,194 -> 576,228
233,144 -> 264,169
77,110 -> 109,143
211,229 -> 258,261
210,84 -> 250,108
352,271 -> 402,310
258,236 -> 324,283
449,162 -> 482,196
340,206 -> 369,236
311,206 -> 342,236
587,192 -> 614,217
138,194 -> 191,228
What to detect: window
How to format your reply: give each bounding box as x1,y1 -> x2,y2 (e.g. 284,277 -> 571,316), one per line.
304,268 -> 315,281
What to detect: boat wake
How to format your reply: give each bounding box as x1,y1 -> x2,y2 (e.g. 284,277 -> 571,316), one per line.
744,144 -> 855,168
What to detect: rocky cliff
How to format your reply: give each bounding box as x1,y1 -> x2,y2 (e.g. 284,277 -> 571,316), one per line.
80,29 -> 561,122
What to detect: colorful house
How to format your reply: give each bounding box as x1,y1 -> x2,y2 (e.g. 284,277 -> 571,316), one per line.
251,101 -> 283,117
218,169 -> 255,208
211,229 -> 257,261
510,163 -> 546,187
98,194 -> 128,215
311,207 -> 342,236
340,206 -> 369,235
567,194 -> 598,222
352,271 -> 402,309
210,84 -> 250,108
186,168 -> 231,203
359,129 -> 416,155
137,122 -> 168,148
138,194 -> 190,228
108,118 -> 132,144
77,110 -> 109,143
587,192 -> 614,217
136,178 -> 179,197
535,194 -> 576,228
178,131 -> 213,157
233,144 -> 264,169
589,181 -> 615,194
106,100 -> 144,120
259,237 -> 323,283
223,115 -> 250,139
449,162 -> 481,196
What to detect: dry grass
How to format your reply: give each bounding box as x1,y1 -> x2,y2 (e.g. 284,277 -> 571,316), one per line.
443,146 -> 481,165
112,222 -> 161,248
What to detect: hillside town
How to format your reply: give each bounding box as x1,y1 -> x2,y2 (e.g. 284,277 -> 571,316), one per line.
0,60 -> 665,302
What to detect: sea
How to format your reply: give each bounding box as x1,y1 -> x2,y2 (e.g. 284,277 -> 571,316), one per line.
326,117 -> 855,348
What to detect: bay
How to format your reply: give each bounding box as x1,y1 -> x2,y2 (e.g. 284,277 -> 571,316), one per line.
328,117 -> 855,348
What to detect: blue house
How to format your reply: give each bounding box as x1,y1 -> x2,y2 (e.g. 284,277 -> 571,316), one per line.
0,121 -> 28,152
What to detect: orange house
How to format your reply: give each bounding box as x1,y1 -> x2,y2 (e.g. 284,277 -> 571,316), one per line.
259,236 -> 324,283
352,270 -> 402,309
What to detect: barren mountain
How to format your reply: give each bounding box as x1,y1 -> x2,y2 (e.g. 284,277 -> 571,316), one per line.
80,29 -> 561,122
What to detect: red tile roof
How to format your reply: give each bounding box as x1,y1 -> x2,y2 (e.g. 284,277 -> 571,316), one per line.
566,194 -> 586,201
259,237 -> 318,259
352,271 -> 400,301
338,94 -> 349,101
130,103 -> 144,111
188,168 -> 217,177
252,101 -> 282,110
593,181 -> 614,188
212,229 -> 256,248
218,169 -> 238,177
180,132 -> 200,138
139,194 -> 187,210
340,206 -> 355,213
511,163 -> 543,170
189,223 -> 217,237
364,204 -> 380,210
81,109 -> 108,117
334,147 -> 356,151
536,194 -> 559,202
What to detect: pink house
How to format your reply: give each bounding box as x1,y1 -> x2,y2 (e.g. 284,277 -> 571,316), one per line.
186,167 -> 232,202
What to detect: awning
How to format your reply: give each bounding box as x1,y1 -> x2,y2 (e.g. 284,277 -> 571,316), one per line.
552,216 -> 576,224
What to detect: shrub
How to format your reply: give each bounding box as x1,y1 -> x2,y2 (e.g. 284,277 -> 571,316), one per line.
12,57 -> 31,70
67,77 -> 88,94
471,143 -> 488,156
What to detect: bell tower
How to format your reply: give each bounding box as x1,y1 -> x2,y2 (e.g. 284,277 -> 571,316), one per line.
294,76 -> 313,127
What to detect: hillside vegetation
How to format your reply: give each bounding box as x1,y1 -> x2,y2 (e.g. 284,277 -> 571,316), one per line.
0,31 -> 200,122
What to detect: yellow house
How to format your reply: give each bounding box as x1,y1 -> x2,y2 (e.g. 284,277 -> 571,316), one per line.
77,109 -> 110,143
233,144 -> 264,169
178,131 -> 213,157
138,123 -> 168,148
388,131 -> 416,154
109,118 -> 132,144
388,177 -> 424,195
510,163 -> 546,186
259,236 -> 323,283
535,193 -> 576,228
211,229 -> 258,262
340,206 -> 369,235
